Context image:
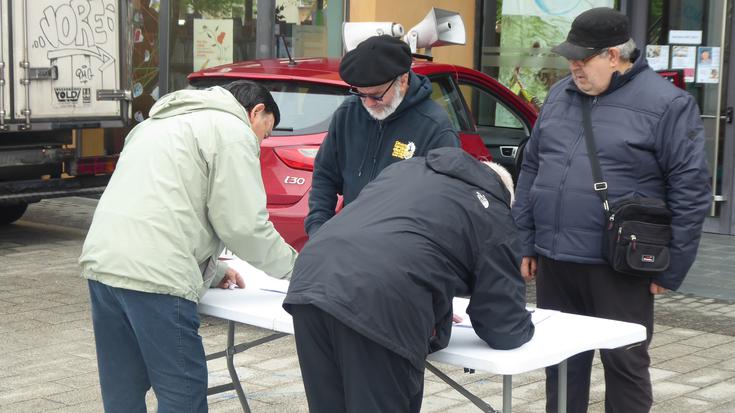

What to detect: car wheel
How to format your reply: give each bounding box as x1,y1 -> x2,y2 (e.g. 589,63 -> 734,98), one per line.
0,204 -> 29,225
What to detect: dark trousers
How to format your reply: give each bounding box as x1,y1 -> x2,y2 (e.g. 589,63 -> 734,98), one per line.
88,280 -> 208,413
536,257 -> 654,413
290,304 -> 425,413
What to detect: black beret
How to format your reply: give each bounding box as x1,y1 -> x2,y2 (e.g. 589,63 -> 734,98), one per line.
339,35 -> 412,87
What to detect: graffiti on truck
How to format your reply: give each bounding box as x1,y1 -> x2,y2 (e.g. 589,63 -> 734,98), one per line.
30,0 -> 118,108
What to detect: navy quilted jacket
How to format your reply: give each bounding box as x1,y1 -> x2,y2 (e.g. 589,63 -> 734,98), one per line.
512,54 -> 711,290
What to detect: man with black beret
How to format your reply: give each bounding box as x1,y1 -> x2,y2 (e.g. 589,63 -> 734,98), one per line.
305,35 -> 460,236
513,7 -> 710,413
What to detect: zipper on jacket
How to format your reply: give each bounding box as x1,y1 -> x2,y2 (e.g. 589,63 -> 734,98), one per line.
357,122 -> 378,177
551,99 -> 590,255
369,122 -> 385,179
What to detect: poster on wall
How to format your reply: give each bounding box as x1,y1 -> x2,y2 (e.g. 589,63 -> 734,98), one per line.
495,0 -> 613,126
696,46 -> 720,84
193,19 -> 233,71
645,45 -> 669,71
502,0 -> 613,17
670,46 -> 697,82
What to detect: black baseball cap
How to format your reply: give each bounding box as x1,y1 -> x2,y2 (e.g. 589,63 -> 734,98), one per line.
552,8 -> 631,61
339,35 -> 412,87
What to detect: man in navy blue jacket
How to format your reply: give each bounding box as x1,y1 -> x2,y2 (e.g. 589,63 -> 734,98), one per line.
513,8 -> 711,413
305,35 -> 459,236
286,147 -> 534,413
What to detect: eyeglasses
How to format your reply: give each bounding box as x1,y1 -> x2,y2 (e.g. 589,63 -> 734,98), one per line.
349,78 -> 397,102
570,48 -> 609,65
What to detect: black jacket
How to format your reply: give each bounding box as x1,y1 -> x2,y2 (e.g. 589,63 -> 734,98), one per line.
305,71 -> 460,236
285,147 -> 534,371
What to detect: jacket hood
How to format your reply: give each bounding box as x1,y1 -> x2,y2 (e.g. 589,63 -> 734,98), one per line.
384,71 -> 433,121
148,86 -> 251,126
425,147 -> 512,206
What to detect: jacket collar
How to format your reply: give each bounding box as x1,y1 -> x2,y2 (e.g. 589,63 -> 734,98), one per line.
425,147 -> 512,207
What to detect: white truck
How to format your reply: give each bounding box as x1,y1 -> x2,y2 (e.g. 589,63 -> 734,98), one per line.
0,0 -> 131,224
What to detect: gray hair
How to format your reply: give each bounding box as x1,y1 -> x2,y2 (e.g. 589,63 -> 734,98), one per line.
482,161 -> 515,206
612,39 -> 637,62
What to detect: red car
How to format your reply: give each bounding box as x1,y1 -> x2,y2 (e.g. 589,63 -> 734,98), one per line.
189,58 -> 538,250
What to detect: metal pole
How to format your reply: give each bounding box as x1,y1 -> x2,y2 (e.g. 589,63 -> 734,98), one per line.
159,0 -> 171,95
502,375 -> 512,413
256,0 -> 275,59
626,0 -> 648,49
558,360 -> 568,413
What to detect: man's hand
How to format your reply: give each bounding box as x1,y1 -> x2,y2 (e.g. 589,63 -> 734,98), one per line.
217,266 -> 245,290
452,313 -> 463,323
650,282 -> 667,295
520,256 -> 537,282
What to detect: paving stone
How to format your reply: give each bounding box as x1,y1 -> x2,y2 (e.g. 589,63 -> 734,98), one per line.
45,385 -> 102,406
709,400 -> 735,412
253,355 -> 300,371
650,367 -> 679,382
650,396 -> 714,413
652,381 -> 700,402
678,333 -> 734,348
0,382 -> 73,406
3,398 -> 65,412
669,367 -> 735,387
421,395 -> 467,412
652,354 -> 721,374
690,379 -> 735,402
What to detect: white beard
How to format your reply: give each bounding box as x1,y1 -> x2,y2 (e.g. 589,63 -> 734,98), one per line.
363,82 -> 404,121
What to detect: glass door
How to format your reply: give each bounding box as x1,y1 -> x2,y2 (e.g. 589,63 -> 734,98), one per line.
649,0 -> 732,233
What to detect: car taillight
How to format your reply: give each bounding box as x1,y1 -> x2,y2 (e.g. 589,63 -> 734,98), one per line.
75,156 -> 119,175
273,146 -> 319,171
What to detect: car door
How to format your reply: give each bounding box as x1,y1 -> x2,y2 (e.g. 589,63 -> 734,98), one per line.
425,73 -> 490,160
455,71 -> 535,175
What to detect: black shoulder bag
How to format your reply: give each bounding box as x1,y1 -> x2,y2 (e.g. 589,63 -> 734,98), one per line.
581,98 -> 673,276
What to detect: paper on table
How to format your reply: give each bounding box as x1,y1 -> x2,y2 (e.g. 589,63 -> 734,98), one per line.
218,252 -> 289,294
454,307 -> 557,328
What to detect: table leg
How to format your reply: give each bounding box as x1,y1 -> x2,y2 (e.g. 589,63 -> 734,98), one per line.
205,321 -> 287,412
226,321 -> 250,413
424,361 -> 498,412
558,359 -> 568,413
502,375 -> 512,413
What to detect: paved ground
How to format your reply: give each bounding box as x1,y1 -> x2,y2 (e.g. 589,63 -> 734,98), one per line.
1,197 -> 734,412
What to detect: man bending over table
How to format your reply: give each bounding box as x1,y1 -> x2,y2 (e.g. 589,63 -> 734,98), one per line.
284,147 -> 534,413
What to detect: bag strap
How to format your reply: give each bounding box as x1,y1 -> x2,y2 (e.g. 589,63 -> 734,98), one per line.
581,97 -> 610,213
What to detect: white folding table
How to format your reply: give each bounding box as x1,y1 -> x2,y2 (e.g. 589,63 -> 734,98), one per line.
199,260 -> 646,413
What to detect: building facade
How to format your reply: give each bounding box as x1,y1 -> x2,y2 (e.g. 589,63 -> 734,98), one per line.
128,0 -> 735,235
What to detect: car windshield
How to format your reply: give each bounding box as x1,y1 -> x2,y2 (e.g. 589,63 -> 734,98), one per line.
189,78 -> 349,136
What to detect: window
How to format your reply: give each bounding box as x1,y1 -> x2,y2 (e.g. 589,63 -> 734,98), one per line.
459,81 -> 525,130
189,78 -> 348,136
457,79 -> 530,168
428,75 -> 471,132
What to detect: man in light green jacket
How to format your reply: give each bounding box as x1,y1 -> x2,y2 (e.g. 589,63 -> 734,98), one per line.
79,80 -> 297,413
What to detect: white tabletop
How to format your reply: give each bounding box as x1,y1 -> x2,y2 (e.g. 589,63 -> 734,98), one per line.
199,259 -> 646,376
428,298 -> 646,375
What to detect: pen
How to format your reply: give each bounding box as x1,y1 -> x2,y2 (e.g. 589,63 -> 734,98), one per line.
260,288 -> 287,294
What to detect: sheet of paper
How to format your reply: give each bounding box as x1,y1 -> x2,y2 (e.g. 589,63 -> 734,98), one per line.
218,252 -> 289,294
453,307 -> 556,329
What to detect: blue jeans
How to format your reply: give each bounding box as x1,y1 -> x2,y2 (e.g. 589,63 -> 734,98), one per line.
88,280 -> 208,413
